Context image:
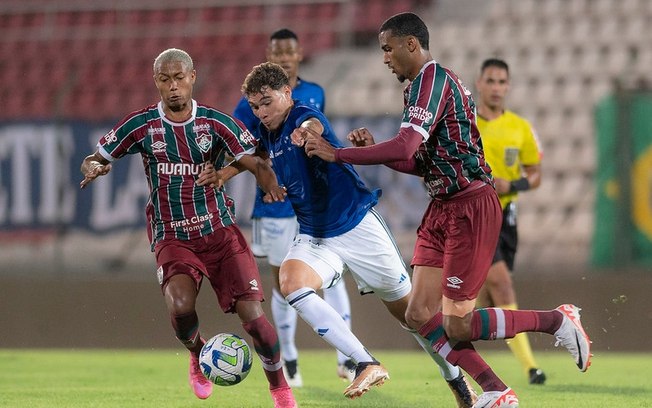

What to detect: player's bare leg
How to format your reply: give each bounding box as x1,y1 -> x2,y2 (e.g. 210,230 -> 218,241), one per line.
164,274 -> 212,399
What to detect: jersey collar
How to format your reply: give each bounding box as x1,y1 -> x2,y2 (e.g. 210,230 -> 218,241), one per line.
157,99 -> 197,126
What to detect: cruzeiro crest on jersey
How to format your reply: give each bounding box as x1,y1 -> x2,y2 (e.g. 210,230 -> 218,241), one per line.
195,132 -> 212,153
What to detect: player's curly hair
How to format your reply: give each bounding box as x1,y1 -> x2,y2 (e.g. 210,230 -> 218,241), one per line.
241,62 -> 290,96
380,12 -> 429,50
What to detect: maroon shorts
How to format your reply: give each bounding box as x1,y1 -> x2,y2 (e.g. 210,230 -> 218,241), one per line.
154,224 -> 264,313
411,182 -> 502,301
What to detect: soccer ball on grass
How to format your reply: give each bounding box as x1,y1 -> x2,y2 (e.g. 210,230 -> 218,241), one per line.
199,333 -> 253,386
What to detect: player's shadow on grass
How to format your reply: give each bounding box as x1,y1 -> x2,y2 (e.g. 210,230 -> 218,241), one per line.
546,384 -> 650,396
295,385 -> 430,407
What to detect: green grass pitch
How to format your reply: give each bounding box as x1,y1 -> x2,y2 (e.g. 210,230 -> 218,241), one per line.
0,349 -> 650,407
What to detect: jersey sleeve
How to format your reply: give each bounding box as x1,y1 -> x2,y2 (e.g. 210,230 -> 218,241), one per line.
315,84 -> 326,112
97,112 -> 146,162
401,63 -> 448,141
520,121 -> 542,165
212,114 -> 258,163
293,106 -> 322,128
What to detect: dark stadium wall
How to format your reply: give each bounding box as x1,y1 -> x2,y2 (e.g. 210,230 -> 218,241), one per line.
1,271 -> 650,352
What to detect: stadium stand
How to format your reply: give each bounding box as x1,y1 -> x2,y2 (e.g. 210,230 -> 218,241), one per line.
1,0 -> 649,269
300,0 -> 652,269
0,0 -> 429,120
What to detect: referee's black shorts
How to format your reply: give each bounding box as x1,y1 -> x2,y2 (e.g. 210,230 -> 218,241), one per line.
491,202 -> 518,271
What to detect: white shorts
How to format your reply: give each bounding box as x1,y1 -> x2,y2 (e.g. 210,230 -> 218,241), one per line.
251,217 -> 299,267
284,209 -> 411,302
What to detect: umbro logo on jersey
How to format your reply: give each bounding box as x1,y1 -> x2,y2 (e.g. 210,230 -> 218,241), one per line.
249,279 -> 259,291
446,276 -> 463,289
195,133 -> 212,153
151,140 -> 167,153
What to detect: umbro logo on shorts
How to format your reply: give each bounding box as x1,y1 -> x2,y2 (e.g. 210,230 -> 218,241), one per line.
156,266 -> 164,285
446,276 -> 463,289
249,279 -> 259,291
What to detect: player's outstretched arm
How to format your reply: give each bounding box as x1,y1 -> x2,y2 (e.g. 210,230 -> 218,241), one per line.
347,127 -> 376,147
237,154 -> 286,203
80,151 -> 112,189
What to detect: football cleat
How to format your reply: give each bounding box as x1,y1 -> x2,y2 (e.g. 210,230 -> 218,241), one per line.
189,353 -> 213,399
270,386 -> 298,408
447,372 -> 479,407
282,359 -> 303,388
337,359 -> 356,382
343,361 -> 389,399
472,388 -> 518,408
553,304 -> 592,372
528,368 -> 546,385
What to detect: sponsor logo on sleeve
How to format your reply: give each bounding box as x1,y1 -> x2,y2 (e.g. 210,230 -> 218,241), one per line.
240,129 -> 255,145
408,106 -> 434,123
103,130 -> 118,144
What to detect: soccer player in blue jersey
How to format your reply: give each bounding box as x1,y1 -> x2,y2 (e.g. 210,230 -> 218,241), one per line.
79,48 -> 297,408
233,28 -> 354,387
305,12 -> 591,407
209,61 -> 478,405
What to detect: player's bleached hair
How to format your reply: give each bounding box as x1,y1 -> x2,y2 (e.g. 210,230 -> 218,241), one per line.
481,58 -> 510,76
153,48 -> 194,73
242,62 -> 290,96
379,12 -> 429,50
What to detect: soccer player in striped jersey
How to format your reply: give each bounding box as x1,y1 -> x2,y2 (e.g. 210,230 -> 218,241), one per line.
209,61 -> 478,405
475,58 -> 546,385
233,28 -> 354,387
79,48 -> 297,408
305,12 -> 592,408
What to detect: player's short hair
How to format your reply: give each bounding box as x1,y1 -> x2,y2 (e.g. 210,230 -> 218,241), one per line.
242,62 -> 290,96
379,12 -> 429,50
481,58 -> 510,75
153,48 -> 194,73
270,28 -> 298,41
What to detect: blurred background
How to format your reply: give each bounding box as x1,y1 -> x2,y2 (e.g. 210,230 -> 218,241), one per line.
0,0 -> 650,352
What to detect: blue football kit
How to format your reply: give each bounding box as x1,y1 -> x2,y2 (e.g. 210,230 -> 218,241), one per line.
233,78 -> 325,219
257,103 -> 380,238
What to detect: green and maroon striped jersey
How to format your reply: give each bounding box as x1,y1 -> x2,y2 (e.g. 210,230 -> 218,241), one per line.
97,100 -> 257,248
402,61 -> 492,198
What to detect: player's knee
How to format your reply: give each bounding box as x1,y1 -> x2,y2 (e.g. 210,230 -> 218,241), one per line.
405,308 -> 429,330
279,261 -> 321,296
163,266 -> 198,314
